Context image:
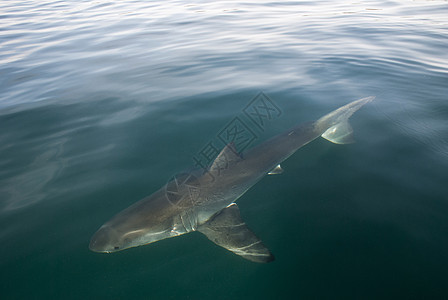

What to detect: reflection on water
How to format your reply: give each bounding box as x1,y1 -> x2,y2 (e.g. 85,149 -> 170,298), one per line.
373,97 -> 448,160
1,0 -> 447,110
2,138 -> 66,212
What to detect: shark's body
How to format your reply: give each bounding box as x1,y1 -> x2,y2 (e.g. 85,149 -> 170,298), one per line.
89,97 -> 374,262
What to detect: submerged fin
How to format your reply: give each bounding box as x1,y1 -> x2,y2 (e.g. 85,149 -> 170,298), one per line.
197,204 -> 274,263
268,164 -> 283,175
321,120 -> 354,144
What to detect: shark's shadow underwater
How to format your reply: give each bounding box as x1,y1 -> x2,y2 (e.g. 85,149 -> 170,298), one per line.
90,97 -> 374,263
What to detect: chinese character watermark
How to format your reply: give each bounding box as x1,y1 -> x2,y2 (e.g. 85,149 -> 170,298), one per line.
243,92 -> 281,130
193,92 -> 281,172
218,117 -> 257,152
166,92 -> 282,200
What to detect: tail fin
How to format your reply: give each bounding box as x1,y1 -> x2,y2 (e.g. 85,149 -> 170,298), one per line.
321,120 -> 355,144
316,96 -> 374,144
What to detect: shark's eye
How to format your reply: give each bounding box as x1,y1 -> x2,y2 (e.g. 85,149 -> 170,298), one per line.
114,246 -> 119,250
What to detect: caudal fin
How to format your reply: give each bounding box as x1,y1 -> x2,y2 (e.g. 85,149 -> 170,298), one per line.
316,96 -> 374,144
321,120 -> 354,144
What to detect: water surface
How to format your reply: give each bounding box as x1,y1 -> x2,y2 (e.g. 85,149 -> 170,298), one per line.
1,0 -> 447,299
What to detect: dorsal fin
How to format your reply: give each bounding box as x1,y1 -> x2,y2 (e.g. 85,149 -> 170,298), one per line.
209,142 -> 242,175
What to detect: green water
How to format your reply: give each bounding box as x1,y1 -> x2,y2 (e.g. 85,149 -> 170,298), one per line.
1,1 -> 447,299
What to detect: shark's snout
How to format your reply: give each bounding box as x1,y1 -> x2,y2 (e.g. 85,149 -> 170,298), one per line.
89,226 -> 120,253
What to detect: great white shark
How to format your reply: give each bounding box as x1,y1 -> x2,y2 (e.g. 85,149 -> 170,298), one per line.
89,96 -> 374,263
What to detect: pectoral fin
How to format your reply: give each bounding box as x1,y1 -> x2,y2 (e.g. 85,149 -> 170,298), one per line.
197,204 -> 274,263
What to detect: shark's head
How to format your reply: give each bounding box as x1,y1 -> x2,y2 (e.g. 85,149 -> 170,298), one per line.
89,189 -> 186,253
89,225 -> 147,253
89,217 -> 178,253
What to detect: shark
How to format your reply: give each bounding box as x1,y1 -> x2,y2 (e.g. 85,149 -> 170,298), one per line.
89,96 -> 374,263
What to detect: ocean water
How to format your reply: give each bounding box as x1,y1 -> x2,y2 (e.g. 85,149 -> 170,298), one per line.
1,0 -> 447,299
